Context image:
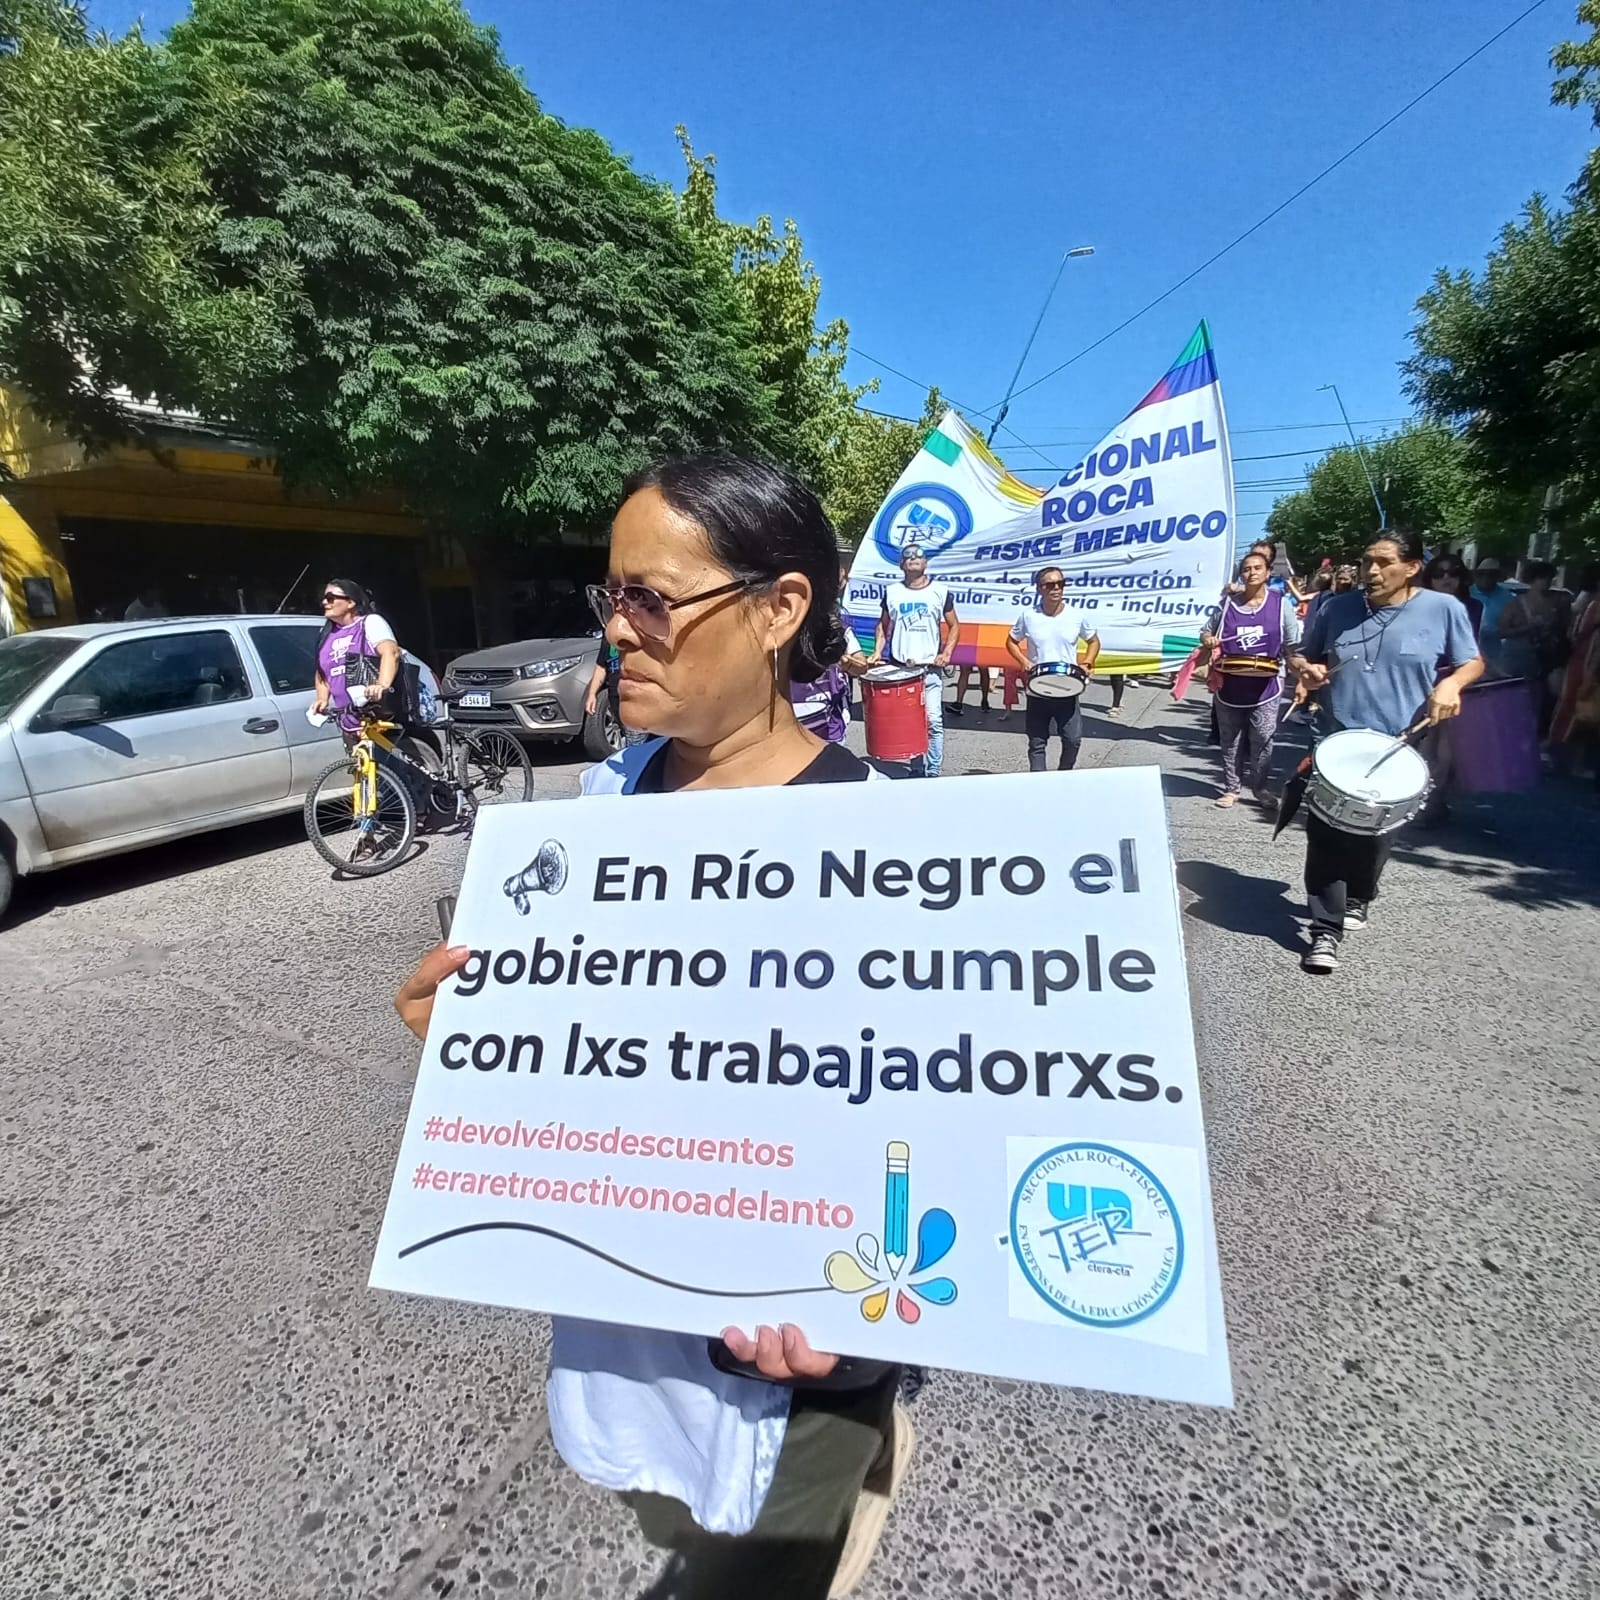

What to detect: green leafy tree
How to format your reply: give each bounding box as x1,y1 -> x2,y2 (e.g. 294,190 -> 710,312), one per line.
825,389 -> 944,548
676,126 -> 872,509
0,0 -> 278,455
1401,3 -> 1600,556
3,0 -> 783,553
150,0 -> 782,534
1266,422 -> 1535,564
1403,197 -> 1599,549
1552,0 -> 1600,120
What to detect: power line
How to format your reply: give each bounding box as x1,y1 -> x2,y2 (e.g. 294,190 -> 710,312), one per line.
1232,417 -> 1412,437
849,350 -> 994,422
984,418 -> 1413,447
1233,446 -> 1361,463
993,0 -> 1556,408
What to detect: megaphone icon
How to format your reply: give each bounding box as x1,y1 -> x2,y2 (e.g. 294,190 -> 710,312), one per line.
503,839 -> 569,914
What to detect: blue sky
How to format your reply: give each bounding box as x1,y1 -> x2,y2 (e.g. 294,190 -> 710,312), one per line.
94,0 -> 1598,541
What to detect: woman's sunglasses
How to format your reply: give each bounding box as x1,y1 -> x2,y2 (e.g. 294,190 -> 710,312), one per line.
322,591 -> 350,604
585,577 -> 758,640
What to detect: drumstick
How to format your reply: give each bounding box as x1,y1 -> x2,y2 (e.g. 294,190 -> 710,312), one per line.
1361,716 -> 1431,778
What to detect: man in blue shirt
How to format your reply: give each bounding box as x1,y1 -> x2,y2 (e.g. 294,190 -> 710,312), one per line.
1289,529 -> 1483,974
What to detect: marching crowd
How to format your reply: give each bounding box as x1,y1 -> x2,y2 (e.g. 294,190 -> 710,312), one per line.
312,449 -> 1600,1599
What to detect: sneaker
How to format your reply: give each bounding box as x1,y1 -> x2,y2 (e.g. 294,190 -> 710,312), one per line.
947,703 -> 965,718
1301,932 -> 1340,974
1344,900 -> 1368,931
829,1402 -> 915,1597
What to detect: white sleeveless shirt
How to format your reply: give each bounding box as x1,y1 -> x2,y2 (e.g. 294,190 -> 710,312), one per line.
545,737 -> 887,1533
546,740 -> 786,1534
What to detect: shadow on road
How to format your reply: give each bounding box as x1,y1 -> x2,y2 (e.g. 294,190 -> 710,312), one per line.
1176,858 -> 1303,952
1392,778 -> 1600,911
3,813 -> 311,930
1159,773 -> 1221,801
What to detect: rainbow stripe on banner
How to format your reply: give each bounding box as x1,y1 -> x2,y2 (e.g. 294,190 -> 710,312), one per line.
1131,322 -> 1218,414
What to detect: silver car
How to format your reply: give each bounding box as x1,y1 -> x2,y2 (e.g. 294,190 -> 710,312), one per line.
0,615 -> 344,920
444,624 -> 622,762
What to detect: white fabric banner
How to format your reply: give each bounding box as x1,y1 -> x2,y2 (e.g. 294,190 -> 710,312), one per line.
845,322 -> 1235,674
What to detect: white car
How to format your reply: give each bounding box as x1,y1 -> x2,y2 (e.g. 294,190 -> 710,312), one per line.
0,615 -> 351,920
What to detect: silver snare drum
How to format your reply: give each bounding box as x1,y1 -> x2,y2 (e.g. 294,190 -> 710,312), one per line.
1026,662 -> 1088,700
1307,727 -> 1430,835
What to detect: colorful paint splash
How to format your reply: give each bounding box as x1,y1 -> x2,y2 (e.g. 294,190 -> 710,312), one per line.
821,1140 -> 959,1324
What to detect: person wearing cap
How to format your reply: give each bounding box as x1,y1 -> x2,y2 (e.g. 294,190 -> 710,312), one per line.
872,543 -> 958,777
1471,558 -> 1517,671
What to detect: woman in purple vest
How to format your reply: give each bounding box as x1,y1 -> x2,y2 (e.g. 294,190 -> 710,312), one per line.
1200,548 -> 1302,807
312,578 -> 401,736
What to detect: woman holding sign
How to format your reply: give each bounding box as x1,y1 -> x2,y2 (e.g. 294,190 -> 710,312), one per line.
394,454 -> 910,1598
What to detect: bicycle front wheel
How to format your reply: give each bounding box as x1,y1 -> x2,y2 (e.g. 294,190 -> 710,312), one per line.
304,755 -> 417,876
458,727 -> 534,806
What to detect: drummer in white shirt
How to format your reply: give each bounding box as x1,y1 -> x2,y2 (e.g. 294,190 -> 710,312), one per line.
1005,566 -> 1100,771
872,543 -> 958,777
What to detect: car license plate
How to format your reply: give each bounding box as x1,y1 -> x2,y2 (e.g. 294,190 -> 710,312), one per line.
459,691 -> 491,708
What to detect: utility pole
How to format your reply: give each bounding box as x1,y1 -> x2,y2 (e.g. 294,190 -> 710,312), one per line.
986,247 -> 1096,447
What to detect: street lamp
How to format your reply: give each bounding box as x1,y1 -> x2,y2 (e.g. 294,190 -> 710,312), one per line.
986,246 -> 1096,446
1317,382 -> 1387,529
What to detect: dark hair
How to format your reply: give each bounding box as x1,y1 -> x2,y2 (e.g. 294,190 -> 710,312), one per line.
1311,571 -> 1332,592
1239,549 -> 1271,571
1423,553 -> 1469,598
1522,559 -> 1555,584
621,453 -> 845,683
1035,566 -> 1065,586
319,578 -> 372,637
1251,540 -> 1276,559
324,578 -> 371,611
1369,528 -> 1424,563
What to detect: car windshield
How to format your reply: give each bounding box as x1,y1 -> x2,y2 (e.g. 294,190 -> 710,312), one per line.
0,633 -> 82,721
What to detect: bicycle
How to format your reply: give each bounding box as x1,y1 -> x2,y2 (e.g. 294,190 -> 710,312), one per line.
303,701 -> 534,877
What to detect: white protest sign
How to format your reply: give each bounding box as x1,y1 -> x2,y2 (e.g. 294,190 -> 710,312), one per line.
844,322 -> 1234,675
371,768 -> 1232,1406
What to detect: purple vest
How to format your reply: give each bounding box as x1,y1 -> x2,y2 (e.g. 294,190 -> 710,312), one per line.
318,616 -> 374,730
1215,595 -> 1285,706
789,664 -> 850,743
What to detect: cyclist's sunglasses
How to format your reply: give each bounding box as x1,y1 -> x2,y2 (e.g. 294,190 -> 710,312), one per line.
585,577 -> 758,640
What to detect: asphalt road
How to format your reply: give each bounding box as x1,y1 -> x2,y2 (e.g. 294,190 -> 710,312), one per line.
3,681 -> 1596,1600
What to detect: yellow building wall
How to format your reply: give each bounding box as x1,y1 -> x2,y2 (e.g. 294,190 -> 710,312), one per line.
0,387 -> 459,633
0,492 -> 75,630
